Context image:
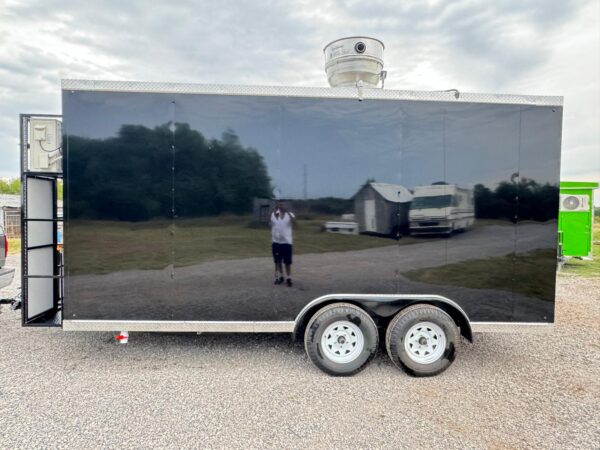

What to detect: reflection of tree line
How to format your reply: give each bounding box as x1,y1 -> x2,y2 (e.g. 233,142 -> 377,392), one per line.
474,179 -> 558,222
68,124 -> 272,221
68,122 -> 557,223
293,198 -> 353,218
292,179 -> 559,223
294,180 -> 559,222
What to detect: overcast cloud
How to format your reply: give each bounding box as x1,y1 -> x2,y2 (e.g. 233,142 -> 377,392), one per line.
0,0 -> 598,197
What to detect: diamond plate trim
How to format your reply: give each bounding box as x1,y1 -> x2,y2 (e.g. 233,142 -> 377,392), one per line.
61,319 -> 553,334
61,79 -> 563,106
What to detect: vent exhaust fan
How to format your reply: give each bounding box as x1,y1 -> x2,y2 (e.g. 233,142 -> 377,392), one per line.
324,36 -> 385,88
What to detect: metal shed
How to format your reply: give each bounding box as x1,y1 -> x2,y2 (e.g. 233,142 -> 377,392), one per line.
0,194 -> 21,238
353,182 -> 413,236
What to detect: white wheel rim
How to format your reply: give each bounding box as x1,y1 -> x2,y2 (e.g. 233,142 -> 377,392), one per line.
320,321 -> 364,364
404,321 -> 446,364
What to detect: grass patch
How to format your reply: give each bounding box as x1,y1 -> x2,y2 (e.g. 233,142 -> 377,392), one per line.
560,217 -> 600,278
404,249 -> 557,300
7,238 -> 21,255
67,216 -> 429,275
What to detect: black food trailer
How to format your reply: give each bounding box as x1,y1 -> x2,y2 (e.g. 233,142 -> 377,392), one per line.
20,80 -> 563,376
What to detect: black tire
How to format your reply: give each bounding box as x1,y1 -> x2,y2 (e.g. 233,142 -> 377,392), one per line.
304,303 -> 378,376
386,304 -> 459,377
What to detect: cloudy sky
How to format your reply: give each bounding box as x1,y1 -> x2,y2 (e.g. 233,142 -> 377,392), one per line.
0,0 -> 598,195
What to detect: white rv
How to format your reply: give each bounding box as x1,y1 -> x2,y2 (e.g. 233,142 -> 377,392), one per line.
409,184 -> 475,235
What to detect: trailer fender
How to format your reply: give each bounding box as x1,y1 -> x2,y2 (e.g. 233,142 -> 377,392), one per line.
294,294 -> 473,342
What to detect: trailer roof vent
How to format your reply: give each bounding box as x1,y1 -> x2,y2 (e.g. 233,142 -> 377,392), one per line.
324,36 -> 385,88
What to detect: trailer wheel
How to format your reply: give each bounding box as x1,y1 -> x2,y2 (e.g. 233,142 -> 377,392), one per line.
304,303 -> 378,376
386,304 -> 459,377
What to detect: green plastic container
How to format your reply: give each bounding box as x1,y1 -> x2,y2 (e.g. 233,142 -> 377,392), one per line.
558,181 -> 598,258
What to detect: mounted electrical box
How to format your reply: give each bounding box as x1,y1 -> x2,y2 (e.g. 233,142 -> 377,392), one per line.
29,118 -> 62,173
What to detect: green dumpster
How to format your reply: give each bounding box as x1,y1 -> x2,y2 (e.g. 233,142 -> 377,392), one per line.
558,181 -> 598,258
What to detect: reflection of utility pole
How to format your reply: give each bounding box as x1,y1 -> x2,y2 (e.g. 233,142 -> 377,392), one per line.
303,164 -> 307,199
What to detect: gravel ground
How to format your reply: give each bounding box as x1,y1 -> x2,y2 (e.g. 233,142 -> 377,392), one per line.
0,254 -> 598,449
0,253 -> 20,300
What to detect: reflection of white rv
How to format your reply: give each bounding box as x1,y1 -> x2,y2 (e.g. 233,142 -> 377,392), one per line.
409,184 -> 475,235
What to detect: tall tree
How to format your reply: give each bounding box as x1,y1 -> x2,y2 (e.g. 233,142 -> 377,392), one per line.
0,178 -> 20,195
68,123 -> 272,221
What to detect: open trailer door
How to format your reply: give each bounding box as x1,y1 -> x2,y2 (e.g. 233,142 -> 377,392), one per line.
20,114 -> 63,326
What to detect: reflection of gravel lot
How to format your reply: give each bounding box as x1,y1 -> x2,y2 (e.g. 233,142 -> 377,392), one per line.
66,223 -> 553,322
0,271 -> 598,448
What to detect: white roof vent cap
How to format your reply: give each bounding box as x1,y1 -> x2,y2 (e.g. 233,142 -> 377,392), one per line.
324,36 -> 385,88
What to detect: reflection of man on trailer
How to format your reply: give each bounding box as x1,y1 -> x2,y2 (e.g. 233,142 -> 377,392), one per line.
270,201 -> 296,287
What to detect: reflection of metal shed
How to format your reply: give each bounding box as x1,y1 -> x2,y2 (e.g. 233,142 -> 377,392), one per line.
558,181 -> 598,258
353,183 -> 413,236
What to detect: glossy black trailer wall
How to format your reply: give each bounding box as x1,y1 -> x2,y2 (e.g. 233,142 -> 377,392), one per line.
63,90 -> 561,323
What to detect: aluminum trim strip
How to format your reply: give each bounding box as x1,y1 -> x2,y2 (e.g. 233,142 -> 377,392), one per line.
471,322 -> 553,333
62,320 -> 295,333
61,79 -> 563,106
62,319 -> 553,334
